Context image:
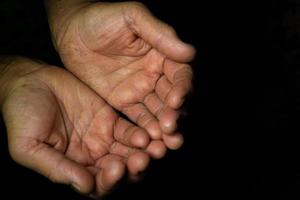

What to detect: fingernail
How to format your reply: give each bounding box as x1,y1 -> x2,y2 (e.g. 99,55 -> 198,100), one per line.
163,120 -> 177,134
71,183 -> 81,193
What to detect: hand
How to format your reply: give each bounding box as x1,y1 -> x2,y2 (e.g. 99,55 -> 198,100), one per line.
0,58 -> 179,197
48,1 -> 195,140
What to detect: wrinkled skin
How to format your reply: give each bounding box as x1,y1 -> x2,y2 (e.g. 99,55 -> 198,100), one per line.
1,58 -> 182,197
52,2 -> 195,140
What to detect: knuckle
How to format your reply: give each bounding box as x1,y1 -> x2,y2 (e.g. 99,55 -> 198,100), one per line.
167,26 -> 177,36
128,1 -> 147,10
125,1 -> 148,18
47,168 -> 57,183
136,111 -> 148,126
8,145 -> 23,162
8,139 -> 28,163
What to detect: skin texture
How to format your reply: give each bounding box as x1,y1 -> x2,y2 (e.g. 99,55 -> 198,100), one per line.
47,1 -> 195,140
0,58 -> 182,198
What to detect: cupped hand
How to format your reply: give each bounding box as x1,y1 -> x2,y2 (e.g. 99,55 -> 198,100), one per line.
51,2 -> 195,140
1,58 -> 182,197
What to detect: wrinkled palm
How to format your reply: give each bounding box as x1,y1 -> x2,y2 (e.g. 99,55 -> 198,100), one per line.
55,2 -> 194,139
2,64 -> 164,196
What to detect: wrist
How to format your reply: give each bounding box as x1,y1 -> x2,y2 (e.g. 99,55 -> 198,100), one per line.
0,57 -> 43,109
44,0 -> 95,50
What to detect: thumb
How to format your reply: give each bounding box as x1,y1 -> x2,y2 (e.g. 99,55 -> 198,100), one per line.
125,3 -> 196,62
8,139 -> 94,194
2,87 -> 95,194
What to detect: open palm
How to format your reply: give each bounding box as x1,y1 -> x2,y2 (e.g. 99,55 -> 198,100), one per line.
2,60 -> 173,197
54,2 -> 195,139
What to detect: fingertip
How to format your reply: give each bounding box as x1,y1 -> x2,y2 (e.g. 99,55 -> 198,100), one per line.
147,122 -> 163,140
172,41 -> 196,62
167,93 -> 184,109
72,171 -> 94,194
50,158 -> 94,195
183,43 -> 197,62
127,152 -> 150,175
131,130 -> 150,148
163,133 -> 184,150
106,161 -> 126,181
167,82 -> 191,109
159,108 -> 179,134
146,140 -> 167,159
98,160 -> 126,193
161,120 -> 177,135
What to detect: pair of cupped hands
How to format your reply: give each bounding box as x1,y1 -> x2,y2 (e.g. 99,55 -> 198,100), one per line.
0,1 -> 195,198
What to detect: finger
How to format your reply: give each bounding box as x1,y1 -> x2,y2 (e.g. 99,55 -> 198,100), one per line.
114,117 -> 150,148
146,140 -> 167,159
94,155 -> 147,192
127,151 -> 150,175
163,60 -> 193,109
155,75 -> 172,103
143,92 -> 180,134
122,103 -> 163,139
108,142 -> 150,175
111,140 -> 167,160
109,141 -> 139,158
126,3 -> 196,62
163,133 -> 184,150
3,86 -> 94,194
94,158 -> 126,196
94,153 -> 126,176
9,141 -> 94,194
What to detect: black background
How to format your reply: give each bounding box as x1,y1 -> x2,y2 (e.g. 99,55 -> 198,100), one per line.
0,0 -> 294,199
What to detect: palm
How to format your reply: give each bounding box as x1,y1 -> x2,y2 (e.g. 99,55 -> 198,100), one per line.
3,66 -> 154,196
57,3 -> 194,139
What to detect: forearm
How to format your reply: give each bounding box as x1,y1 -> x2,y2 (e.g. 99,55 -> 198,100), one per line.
44,0 -> 95,48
